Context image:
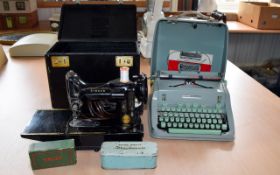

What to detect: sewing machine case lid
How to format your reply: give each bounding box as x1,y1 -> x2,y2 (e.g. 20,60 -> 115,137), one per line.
58,4 -> 137,42
151,18 -> 228,79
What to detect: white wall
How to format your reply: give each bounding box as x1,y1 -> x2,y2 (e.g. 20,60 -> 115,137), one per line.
38,8 -> 61,20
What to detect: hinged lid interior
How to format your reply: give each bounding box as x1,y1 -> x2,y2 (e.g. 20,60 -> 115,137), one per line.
58,4 -> 137,42
151,19 -> 228,79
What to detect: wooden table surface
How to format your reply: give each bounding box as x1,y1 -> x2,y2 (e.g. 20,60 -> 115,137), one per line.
1,46 -> 280,175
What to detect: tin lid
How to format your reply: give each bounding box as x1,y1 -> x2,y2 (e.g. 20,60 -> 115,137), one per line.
29,139 -> 75,153
151,18 -> 228,80
58,4 -> 137,42
100,142 -> 158,157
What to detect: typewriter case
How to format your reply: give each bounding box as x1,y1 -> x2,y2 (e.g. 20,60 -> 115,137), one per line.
149,18 -> 235,140
21,4 -> 144,150
45,4 -> 140,108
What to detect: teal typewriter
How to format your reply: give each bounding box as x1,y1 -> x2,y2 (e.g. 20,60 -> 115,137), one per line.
149,17 -> 235,141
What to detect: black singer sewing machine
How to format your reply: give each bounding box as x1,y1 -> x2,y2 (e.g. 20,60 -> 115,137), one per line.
21,71 -> 147,150
66,70 -> 147,129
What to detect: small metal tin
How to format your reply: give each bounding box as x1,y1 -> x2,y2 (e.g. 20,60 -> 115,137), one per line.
100,142 -> 158,169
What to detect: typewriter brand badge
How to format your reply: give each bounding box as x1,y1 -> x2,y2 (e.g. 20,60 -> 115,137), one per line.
51,56 -> 70,67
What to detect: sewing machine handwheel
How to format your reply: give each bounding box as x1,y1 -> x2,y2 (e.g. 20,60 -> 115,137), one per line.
139,74 -> 148,104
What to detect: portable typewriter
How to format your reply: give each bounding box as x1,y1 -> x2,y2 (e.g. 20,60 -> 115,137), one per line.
149,15 -> 235,141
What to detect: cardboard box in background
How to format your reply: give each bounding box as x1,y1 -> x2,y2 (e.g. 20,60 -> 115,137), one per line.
238,2 -> 280,30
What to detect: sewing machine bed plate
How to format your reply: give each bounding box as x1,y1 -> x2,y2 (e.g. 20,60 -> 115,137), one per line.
21,110 -> 144,150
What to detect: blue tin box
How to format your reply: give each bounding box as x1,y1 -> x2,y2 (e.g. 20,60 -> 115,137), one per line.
100,142 -> 158,169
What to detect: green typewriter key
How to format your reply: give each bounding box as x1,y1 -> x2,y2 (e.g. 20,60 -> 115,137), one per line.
222,124 -> 228,131
191,118 -> 196,123
216,114 -> 222,119
202,118 -> 207,123
167,122 -> 172,128
160,122 -> 166,128
213,108 -> 218,113
166,107 -> 171,112
178,123 -> 183,128
212,119 -> 218,124
189,123 -> 194,128
208,108 -> 213,113
200,124 -> 205,129
168,128 -> 221,135
202,108 -> 208,113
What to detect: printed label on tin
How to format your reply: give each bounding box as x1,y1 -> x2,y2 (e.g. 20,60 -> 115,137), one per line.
51,56 -> 70,67
115,56 -> 133,67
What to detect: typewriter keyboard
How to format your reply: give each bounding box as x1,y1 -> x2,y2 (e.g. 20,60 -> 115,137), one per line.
157,104 -> 229,135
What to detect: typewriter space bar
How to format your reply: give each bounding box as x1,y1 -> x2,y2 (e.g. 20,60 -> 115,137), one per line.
168,128 -> 221,135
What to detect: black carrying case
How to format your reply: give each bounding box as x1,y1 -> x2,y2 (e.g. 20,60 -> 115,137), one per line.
45,4 -> 140,108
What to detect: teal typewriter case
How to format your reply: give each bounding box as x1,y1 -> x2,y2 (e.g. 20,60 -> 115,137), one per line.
151,18 -> 228,78
149,18 -> 235,141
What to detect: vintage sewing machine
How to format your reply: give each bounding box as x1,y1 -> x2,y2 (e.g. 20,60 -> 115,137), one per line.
66,70 -> 147,129
21,4 -> 148,150
21,70 -> 147,150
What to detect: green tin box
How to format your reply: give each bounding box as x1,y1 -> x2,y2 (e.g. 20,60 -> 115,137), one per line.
29,139 -> 76,170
